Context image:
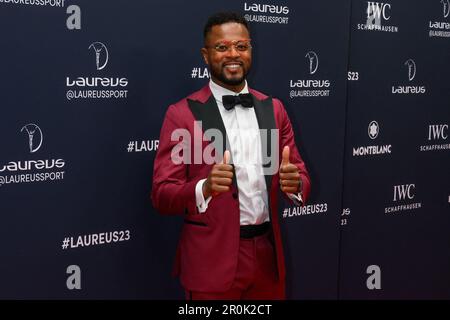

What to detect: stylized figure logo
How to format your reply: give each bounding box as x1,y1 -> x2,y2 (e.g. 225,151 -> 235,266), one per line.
88,42 -> 109,70
20,123 -> 43,153
305,51 -> 319,75
404,59 -> 416,81
368,121 -> 379,139
442,0 -> 450,18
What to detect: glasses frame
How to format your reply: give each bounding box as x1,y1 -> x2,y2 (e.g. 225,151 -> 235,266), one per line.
205,38 -> 252,53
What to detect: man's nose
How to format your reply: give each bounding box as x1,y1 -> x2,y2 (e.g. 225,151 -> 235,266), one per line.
226,45 -> 241,58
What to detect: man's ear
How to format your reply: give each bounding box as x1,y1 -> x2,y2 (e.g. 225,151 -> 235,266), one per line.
200,48 -> 209,65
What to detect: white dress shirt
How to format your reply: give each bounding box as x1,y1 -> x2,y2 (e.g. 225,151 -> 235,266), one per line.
195,80 -> 269,225
195,80 -> 302,225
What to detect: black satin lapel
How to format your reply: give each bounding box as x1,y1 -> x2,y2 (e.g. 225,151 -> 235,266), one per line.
187,95 -> 226,152
252,96 -> 277,192
187,96 -> 237,188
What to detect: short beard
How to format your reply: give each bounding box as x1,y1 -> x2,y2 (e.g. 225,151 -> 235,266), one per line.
211,68 -> 247,86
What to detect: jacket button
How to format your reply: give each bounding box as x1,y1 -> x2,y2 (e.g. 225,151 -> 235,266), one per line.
232,193 -> 238,199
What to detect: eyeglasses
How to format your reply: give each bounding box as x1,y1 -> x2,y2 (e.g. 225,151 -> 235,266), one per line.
206,39 -> 252,53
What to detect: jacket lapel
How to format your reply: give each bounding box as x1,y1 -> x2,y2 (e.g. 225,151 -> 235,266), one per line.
252,95 -> 277,193
187,86 -> 278,194
187,94 -> 238,188
187,94 -> 227,155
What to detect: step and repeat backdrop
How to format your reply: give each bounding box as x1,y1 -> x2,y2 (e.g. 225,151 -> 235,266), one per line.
0,0 -> 448,299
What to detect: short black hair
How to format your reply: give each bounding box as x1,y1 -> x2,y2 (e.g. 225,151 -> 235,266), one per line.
203,12 -> 250,41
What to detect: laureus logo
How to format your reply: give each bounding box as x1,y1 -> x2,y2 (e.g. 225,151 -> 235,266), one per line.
442,0 -> 450,18
428,1 -> 450,38
20,124 -> 43,153
404,59 -> 416,81
305,51 -> 319,75
0,124 -> 65,187
392,58 -> 425,94
289,50 -> 331,98
65,41 -> 128,100
368,121 -> 379,139
88,42 -> 109,70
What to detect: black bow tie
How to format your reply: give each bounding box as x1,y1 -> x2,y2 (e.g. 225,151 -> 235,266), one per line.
222,93 -> 254,111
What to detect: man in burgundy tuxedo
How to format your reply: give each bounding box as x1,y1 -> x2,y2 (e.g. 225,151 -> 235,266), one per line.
151,12 -> 310,300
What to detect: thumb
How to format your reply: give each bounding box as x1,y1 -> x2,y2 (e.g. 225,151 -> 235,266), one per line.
281,146 -> 290,166
222,150 -> 230,165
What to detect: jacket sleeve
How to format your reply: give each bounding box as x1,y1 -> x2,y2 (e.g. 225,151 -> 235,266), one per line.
275,98 -> 311,204
151,104 -> 200,215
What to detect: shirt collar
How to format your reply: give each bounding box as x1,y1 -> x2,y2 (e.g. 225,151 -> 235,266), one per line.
209,79 -> 249,104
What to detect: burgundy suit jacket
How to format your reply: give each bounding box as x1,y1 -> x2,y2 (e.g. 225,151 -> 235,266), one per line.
151,84 -> 310,292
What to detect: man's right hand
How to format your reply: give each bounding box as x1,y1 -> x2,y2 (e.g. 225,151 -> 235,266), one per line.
202,150 -> 234,198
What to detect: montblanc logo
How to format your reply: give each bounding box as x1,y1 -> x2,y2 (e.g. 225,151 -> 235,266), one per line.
88,42 -> 109,71
385,183 -> 422,214
420,124 -> 450,151
353,121 -> 392,156
243,2 -> 290,24
357,2 -> 398,32
429,1 -> 450,38
20,123 -> 43,153
404,59 -> 416,81
392,59 -> 426,94
442,0 -> 450,18
289,51 -> 332,98
368,121 -> 379,139
305,51 -> 319,75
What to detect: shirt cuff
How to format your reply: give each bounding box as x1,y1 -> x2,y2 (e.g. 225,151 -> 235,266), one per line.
195,178 -> 212,213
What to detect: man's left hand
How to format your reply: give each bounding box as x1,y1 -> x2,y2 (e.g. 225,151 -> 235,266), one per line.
279,146 -> 302,194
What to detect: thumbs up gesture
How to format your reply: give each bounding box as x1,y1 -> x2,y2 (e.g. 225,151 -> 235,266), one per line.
202,150 -> 234,198
279,146 -> 302,194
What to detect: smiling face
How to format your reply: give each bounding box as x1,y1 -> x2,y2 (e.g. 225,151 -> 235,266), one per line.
201,22 -> 252,93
